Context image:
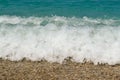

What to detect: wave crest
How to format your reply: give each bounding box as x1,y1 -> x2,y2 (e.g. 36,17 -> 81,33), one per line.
0,15 -> 120,65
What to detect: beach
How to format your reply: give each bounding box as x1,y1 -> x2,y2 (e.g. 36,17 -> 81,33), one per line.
0,58 -> 120,80
0,1 -> 120,80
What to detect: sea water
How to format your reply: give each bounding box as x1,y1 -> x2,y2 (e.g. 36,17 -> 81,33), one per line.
0,0 -> 120,65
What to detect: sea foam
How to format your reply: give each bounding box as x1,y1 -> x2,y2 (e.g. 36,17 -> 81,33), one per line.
0,15 -> 120,65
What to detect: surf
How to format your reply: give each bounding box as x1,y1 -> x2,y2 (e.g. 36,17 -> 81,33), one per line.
0,15 -> 120,65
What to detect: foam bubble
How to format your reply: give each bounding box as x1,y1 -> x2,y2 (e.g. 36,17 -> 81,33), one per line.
0,15 -> 120,65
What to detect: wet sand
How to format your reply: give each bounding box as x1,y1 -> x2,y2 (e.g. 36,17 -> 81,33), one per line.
0,58 -> 120,80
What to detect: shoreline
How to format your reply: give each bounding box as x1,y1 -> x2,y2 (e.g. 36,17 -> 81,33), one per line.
0,58 -> 120,80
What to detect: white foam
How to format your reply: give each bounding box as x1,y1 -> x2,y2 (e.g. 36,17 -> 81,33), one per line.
0,15 -> 120,65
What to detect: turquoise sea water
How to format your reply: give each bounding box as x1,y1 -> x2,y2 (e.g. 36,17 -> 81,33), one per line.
0,0 -> 120,65
0,0 -> 120,18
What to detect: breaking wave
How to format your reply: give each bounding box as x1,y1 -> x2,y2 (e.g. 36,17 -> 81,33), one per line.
0,15 -> 120,65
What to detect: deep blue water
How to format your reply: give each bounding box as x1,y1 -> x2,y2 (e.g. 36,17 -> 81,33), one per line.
0,0 -> 120,18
